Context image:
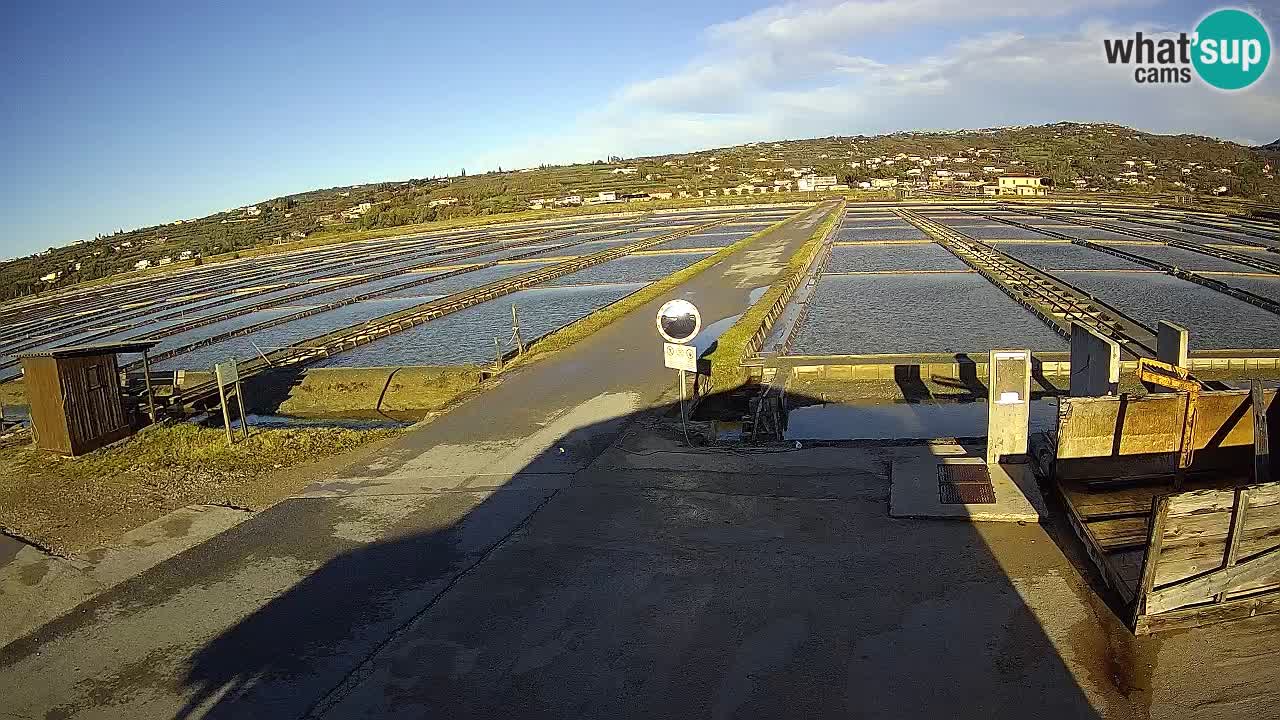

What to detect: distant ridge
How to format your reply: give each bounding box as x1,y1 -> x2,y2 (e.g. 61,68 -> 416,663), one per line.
5,121 -> 1280,302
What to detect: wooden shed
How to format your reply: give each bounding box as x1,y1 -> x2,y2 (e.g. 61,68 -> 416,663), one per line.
17,341 -> 159,456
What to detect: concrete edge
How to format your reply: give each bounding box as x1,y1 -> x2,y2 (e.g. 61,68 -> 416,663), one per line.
0,503 -> 255,650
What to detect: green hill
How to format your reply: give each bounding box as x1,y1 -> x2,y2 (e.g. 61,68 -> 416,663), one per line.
4,121 -> 1278,302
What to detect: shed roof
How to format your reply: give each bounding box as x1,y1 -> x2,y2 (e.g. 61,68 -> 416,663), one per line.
17,340 -> 160,359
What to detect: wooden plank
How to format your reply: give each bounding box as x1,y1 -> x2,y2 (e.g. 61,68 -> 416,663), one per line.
1256,380 -> 1271,484
1086,516 -> 1152,550
1216,488 -> 1250,603
1136,592 -> 1280,634
1146,545 -> 1280,614
1060,479 -> 1165,520
1132,495 -> 1170,628
1054,478 -> 1138,602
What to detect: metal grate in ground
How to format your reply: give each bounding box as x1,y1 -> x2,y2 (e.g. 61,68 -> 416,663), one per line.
938,463 -> 996,504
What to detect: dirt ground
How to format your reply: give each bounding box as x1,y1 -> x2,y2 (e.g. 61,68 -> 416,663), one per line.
0,422 -> 399,555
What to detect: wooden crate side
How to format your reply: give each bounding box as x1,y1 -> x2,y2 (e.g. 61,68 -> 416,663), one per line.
1055,395 -> 1182,481
1085,516 -> 1152,551
1054,390 -> 1277,483
1142,482 -> 1280,619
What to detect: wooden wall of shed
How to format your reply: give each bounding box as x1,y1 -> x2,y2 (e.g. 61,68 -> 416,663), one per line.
20,355 -> 70,454
55,354 -> 130,456
1054,389 -> 1278,482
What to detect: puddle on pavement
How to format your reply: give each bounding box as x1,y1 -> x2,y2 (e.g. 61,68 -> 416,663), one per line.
688,286 -> 767,356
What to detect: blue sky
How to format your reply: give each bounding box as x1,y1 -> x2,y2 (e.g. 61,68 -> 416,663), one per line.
2,0 -> 1276,259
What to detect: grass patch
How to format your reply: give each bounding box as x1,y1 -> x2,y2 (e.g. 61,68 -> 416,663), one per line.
704,204 -> 843,394
0,379 -> 25,408
249,366 -> 486,419
507,210 -> 813,366
0,423 -> 399,554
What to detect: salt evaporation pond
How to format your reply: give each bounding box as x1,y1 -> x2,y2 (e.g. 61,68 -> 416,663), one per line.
153,297 -> 427,371
835,226 -> 927,242
316,283 -> 646,367
658,232 -> 748,250
1055,271 -> 1280,349
990,242 -> 1146,270
1102,243 -> 1265,273
381,264 -> 533,298
824,243 -> 967,273
547,253 -> 711,286
789,274 -> 1068,355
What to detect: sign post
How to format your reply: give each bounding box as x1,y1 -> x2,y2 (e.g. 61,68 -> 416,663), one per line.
656,299 -> 702,423
214,360 -> 248,446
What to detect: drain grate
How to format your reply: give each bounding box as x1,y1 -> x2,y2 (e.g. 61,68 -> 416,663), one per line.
938,464 -> 996,504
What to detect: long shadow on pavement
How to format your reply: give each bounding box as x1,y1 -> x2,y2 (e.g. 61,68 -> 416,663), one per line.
0,392 -> 1108,719
169,390 -> 1105,719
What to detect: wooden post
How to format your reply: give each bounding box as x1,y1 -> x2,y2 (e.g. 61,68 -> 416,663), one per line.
141,350 -> 157,423
1132,496 -> 1170,628
494,338 -> 503,371
1215,488 -> 1250,604
1253,380 -> 1270,484
235,378 -> 250,440
217,378 -> 233,446
512,304 -> 524,355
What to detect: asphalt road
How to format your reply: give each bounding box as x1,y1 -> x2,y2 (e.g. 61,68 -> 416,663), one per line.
0,203 -> 839,718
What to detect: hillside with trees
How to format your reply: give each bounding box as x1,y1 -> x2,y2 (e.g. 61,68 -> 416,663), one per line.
3,122 -> 1278,302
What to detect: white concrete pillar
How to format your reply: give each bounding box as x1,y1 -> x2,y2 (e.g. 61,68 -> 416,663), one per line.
988,349 -> 1031,465
1157,320 -> 1189,368
1069,323 -> 1120,397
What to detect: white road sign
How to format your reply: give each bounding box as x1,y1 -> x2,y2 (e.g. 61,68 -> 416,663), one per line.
664,342 -> 698,372
214,359 -> 239,387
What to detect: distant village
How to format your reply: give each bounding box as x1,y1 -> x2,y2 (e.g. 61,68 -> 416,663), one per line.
12,123 -> 1277,295
522,131 -> 1273,211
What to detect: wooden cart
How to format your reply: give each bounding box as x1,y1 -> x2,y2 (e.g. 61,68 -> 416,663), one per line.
1033,387 -> 1280,634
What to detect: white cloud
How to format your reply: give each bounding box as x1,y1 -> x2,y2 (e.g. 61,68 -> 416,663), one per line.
474,2 -> 1278,171
707,0 -> 1155,48
573,4 -> 1277,154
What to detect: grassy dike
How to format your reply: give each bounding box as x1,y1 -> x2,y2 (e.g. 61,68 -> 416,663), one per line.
702,203 -> 842,395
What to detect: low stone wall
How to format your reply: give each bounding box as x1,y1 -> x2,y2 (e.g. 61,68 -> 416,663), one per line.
779,353 -> 1280,384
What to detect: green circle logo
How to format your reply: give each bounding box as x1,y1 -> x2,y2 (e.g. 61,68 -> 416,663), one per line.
1193,8 -> 1271,90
